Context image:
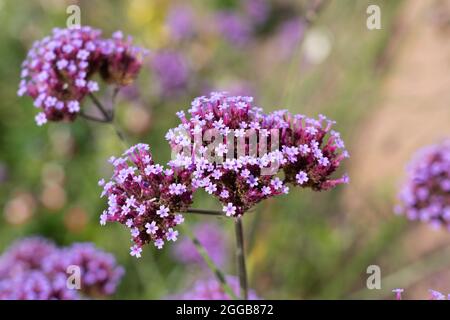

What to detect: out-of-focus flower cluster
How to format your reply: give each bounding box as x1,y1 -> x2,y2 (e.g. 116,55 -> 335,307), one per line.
99,144 -> 193,258
166,92 -> 349,217
393,288 -> 450,300
215,0 -> 270,47
169,275 -> 260,300
172,222 -> 228,268
0,237 -> 124,300
150,50 -> 189,97
395,140 -> 450,229
18,26 -> 147,126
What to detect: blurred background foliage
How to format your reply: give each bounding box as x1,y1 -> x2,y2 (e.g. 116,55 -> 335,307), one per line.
2,0 -> 449,299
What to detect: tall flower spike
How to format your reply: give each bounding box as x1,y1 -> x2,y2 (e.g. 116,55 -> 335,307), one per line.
100,143 -> 194,257
18,26 -> 147,125
395,139 -> 450,230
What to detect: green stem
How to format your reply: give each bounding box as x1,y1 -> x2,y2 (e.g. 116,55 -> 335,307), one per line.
235,216 -> 248,300
79,111 -> 111,123
89,92 -> 112,121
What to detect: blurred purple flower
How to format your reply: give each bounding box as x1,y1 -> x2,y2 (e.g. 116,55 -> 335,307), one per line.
172,223 -> 228,267
0,237 -> 57,278
0,237 -> 124,300
151,51 -> 189,97
392,288 -> 450,300
395,139 -> 450,230
166,5 -> 195,40
244,0 -> 270,25
276,18 -> 306,59
216,12 -> 252,47
170,275 -> 260,300
43,243 -> 125,296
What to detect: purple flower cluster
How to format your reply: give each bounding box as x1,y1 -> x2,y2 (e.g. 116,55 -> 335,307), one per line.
98,31 -> 146,86
216,12 -> 252,47
215,0 -> 270,47
166,92 -> 349,217
43,243 -> 124,296
275,18 -> 306,59
395,140 -> 450,229
0,237 -> 124,300
265,109 -> 350,191
172,222 -> 228,267
150,50 -> 189,97
170,275 -> 260,300
18,26 -> 146,126
429,289 -> 449,300
99,144 -> 193,258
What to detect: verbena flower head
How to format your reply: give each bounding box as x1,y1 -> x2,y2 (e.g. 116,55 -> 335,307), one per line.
0,237 -> 123,300
99,143 -> 193,257
98,31 -> 147,86
264,110 -> 350,191
43,243 -> 125,296
166,92 -> 288,216
18,26 -> 146,126
172,222 -> 228,267
0,237 -> 56,278
151,50 -> 189,97
170,275 -> 260,300
166,92 -> 348,216
395,140 -> 450,229
18,26 -> 103,124
0,270 -> 80,300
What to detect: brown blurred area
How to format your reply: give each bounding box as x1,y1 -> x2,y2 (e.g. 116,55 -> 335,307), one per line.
347,0 -> 450,299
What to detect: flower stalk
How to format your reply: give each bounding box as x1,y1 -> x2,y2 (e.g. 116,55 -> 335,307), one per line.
234,216 -> 248,300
